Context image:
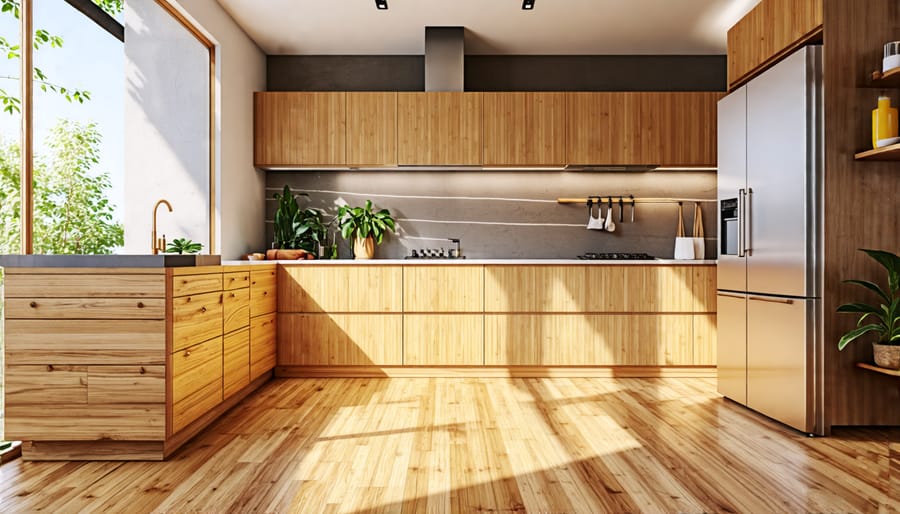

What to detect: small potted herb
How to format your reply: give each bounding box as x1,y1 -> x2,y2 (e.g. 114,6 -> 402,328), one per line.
271,185 -> 329,259
337,200 -> 396,259
836,248 -> 900,369
165,238 -> 203,254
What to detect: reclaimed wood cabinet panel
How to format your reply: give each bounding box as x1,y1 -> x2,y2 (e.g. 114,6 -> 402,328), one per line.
223,287 -> 250,334
5,365 -> 88,405
250,313 -> 277,380
484,266 -> 588,313
279,266 -> 402,313
2,273 -> 165,298
566,92 -> 641,165
87,365 -> 165,404
347,92 -> 397,166
403,314 -> 484,365
694,314 -> 718,366
640,92 -> 720,167
4,319 -> 166,365
223,271 -> 250,291
484,314 -> 694,366
171,290 -> 224,353
4,297 -> 164,319
250,267 -> 277,317
727,0 -> 822,88
403,266 -> 483,312
398,92 -> 483,165
172,337 -> 223,433
254,92 -> 347,167
483,92 -> 566,166
277,313 -> 402,366
224,328 -> 250,399
4,404 -> 166,441
692,266 -> 718,313
171,272 -> 223,298
622,266 -> 694,313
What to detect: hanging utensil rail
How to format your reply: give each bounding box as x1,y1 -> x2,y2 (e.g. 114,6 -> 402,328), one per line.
557,197 -> 716,204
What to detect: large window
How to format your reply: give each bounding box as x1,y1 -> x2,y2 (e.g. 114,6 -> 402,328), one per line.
0,0 -> 124,255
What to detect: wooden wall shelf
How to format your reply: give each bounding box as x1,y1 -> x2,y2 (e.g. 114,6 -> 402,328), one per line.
854,142 -> 900,161
869,67 -> 900,88
856,362 -> 900,377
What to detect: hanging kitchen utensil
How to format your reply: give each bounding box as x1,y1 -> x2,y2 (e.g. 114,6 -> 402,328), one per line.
630,195 -> 635,223
586,197 -> 605,230
691,202 -> 705,260
604,197 -> 616,232
619,197 -> 624,223
674,202 -> 695,259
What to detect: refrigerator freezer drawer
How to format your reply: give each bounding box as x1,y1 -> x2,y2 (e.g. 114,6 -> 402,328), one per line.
747,295 -> 816,433
716,292 -> 747,405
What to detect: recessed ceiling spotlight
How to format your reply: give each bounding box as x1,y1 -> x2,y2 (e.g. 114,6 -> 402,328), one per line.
522,0 -> 535,10
375,0 -> 388,10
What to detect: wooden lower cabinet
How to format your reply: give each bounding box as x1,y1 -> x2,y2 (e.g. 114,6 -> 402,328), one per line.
250,313 -> 277,380
693,314 -> 718,366
171,290 -> 224,353
172,337 -> 223,433
224,328 -> 251,398
403,315 -> 484,365
278,313 -> 402,366
484,314 -> 694,366
224,287 -> 250,334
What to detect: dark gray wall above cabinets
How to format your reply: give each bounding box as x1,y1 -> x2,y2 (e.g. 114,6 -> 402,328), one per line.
266,171 -> 717,260
267,55 -> 727,92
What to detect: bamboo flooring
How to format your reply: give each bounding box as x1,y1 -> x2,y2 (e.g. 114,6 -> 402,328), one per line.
0,377 -> 897,513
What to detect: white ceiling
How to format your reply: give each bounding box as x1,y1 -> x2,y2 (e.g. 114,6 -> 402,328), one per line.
216,0 -> 761,56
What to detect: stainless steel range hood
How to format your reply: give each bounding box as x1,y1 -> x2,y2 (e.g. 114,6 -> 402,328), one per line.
425,27 -> 464,92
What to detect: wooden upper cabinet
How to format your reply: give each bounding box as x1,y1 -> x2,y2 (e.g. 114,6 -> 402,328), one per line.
397,92 -> 482,165
483,92 -> 566,166
253,92 -> 346,167
640,92 -> 720,167
347,92 -> 397,166
727,0 -> 822,89
568,92 -> 719,167
566,92 -> 640,165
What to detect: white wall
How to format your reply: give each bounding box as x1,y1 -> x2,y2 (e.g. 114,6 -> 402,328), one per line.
124,0 -> 267,258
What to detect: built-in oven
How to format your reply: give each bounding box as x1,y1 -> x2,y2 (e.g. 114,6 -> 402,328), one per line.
720,198 -> 739,256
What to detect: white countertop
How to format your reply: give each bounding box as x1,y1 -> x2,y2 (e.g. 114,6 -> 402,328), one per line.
224,259 -> 717,266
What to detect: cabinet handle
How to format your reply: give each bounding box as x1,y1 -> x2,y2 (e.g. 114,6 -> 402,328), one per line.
47,364 -> 54,372
29,301 -> 37,308
201,306 -> 207,313
262,291 -> 268,296
230,293 -> 236,298
137,302 -> 145,308
716,292 -> 745,300
185,350 -> 192,357
748,295 -> 794,305
139,366 -> 146,375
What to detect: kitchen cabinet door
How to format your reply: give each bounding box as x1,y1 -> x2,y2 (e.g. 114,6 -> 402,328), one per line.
483,92 -> 566,166
172,336 -> 223,433
566,92 -> 641,165
640,92 -> 720,167
279,266 -> 402,313
403,315 -> 484,365
403,266 -> 483,312
397,92 -> 482,165
347,92 -> 397,166
250,313 -> 277,381
278,313 -> 402,366
224,328 -> 250,399
254,92 -> 346,167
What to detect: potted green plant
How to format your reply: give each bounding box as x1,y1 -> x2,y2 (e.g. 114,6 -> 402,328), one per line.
337,200 -> 396,259
165,238 -> 203,254
836,248 -> 900,369
272,185 -> 329,259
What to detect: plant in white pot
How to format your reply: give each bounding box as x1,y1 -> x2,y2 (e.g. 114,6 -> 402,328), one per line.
337,200 -> 396,259
836,248 -> 900,369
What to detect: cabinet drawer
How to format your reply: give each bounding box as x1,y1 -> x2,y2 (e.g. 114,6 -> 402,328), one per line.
171,291 -> 223,353
172,337 -> 223,433
224,287 -> 250,334
278,313 -> 402,366
403,315 -> 483,365
403,266 -> 483,312
250,268 -> 277,316
172,272 -> 223,297
5,365 -> 88,405
279,266 -> 402,313
5,297 -> 165,320
87,365 -> 165,404
224,271 -> 250,291
250,313 -> 277,380
224,328 -> 250,399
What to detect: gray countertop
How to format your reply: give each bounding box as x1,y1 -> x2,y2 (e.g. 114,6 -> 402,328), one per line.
0,254 -> 222,268
223,259 -> 717,266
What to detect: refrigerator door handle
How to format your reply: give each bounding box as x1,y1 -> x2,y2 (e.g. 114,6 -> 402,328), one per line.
748,295 -> 794,305
745,188 -> 753,255
717,292 -> 746,300
738,188 -> 746,258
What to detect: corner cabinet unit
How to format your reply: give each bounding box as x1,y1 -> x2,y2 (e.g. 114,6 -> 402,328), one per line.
1,264 -> 277,461
275,263 -> 717,377
254,92 -> 347,167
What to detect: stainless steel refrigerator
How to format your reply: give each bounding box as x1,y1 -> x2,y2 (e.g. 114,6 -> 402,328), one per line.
716,45 -> 825,435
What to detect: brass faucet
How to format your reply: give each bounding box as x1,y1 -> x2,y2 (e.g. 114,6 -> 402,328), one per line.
152,199 -> 173,254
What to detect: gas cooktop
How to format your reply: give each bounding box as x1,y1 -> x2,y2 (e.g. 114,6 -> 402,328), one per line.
576,252 -> 656,260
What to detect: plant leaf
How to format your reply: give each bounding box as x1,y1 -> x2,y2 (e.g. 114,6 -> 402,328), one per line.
843,279 -> 890,304
838,323 -> 886,351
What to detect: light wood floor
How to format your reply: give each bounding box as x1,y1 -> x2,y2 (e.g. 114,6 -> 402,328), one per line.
1,377 -> 898,513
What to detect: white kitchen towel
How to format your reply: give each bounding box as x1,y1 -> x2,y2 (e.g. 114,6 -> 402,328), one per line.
587,203 -> 605,230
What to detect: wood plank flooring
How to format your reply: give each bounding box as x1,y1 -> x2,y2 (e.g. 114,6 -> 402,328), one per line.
0,377 -> 897,513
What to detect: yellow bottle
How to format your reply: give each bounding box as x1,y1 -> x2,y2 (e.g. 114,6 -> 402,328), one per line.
872,96 -> 898,148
